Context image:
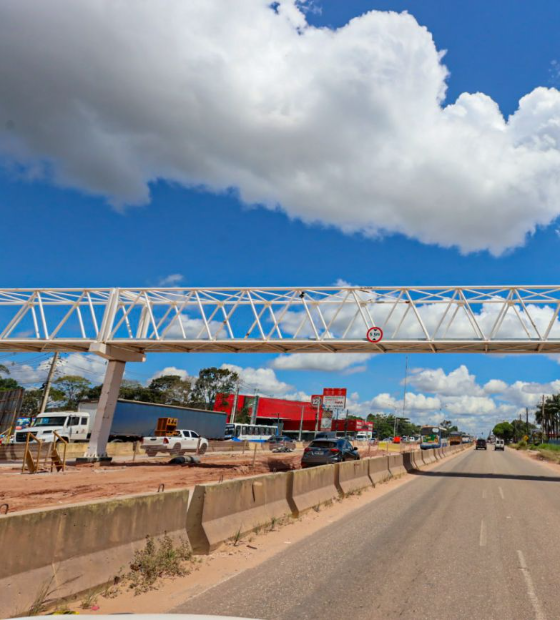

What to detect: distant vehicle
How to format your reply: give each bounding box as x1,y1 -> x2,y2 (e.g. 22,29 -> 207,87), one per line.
449,431 -> 462,446
142,430 -> 208,456
356,431 -> 372,441
420,426 -> 446,450
301,438 -> 360,468
393,436 -> 401,444
12,412 -> 91,444
267,435 -> 296,452
476,438 -> 487,450
224,423 -> 278,442
461,434 -> 471,444
494,438 -> 505,451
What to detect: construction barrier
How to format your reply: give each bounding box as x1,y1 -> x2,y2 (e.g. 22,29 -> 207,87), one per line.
0,489 -> 190,619
289,463 -> 340,517
388,454 -> 406,477
402,451 -> 416,472
368,455 -> 392,485
187,471 -> 292,554
411,450 -> 424,468
422,449 -> 436,465
337,459 -> 373,495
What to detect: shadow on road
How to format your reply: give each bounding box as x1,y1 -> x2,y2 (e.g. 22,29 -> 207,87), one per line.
411,470 -> 560,482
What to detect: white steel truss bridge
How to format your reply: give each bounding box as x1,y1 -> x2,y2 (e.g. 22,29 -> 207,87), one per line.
2,285 -> 560,355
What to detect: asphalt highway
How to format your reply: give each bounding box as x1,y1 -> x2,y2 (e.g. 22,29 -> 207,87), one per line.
176,447 -> 560,620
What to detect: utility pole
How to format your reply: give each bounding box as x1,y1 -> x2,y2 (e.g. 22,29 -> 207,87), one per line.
542,395 -> 546,441
401,356 -> 409,419
298,404 -> 305,442
230,382 -> 240,424
39,352 -> 59,414
526,407 -> 530,440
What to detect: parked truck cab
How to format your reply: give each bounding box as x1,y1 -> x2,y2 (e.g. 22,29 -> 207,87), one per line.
13,412 -> 91,444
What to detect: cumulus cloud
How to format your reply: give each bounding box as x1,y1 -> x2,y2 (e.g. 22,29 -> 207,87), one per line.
2,1 -> 560,253
271,353 -> 373,372
221,363 -> 293,396
149,366 -> 192,383
408,365 -> 482,396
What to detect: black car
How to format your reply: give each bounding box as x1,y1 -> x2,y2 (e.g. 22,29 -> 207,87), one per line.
476,438 -> 487,450
301,438 -> 360,468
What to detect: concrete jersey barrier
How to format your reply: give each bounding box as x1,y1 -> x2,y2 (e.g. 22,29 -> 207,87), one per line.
337,459 -> 373,495
368,456 -> 392,485
422,449 -> 436,465
0,489 -> 190,619
411,450 -> 424,468
402,451 -> 416,472
289,463 -> 340,517
388,454 -> 406,477
187,471 -> 292,554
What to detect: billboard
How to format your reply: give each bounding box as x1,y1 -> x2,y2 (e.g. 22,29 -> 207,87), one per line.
322,388 -> 347,411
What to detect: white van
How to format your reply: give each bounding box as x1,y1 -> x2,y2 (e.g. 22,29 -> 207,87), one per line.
494,438 -> 505,451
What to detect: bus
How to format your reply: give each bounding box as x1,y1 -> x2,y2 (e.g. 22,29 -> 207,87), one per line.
420,426 -> 446,450
224,423 -> 279,442
449,431 -> 462,446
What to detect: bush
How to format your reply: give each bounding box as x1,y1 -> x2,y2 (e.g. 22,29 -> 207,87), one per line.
516,439 -> 528,449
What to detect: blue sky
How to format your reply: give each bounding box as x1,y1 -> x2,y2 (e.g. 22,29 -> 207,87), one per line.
2,0 -> 560,433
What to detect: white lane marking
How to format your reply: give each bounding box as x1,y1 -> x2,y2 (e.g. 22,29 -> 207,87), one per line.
517,550 -> 546,620
479,519 -> 487,547
482,489 -> 487,499
499,487 -> 505,500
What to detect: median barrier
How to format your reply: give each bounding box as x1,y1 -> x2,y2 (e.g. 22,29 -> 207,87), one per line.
422,449 -> 436,465
411,450 -> 424,468
437,447 -> 445,459
0,489 -> 190,619
402,451 -> 417,472
337,459 -> 373,495
388,453 -> 406,477
288,463 -> 340,517
187,471 -> 292,554
368,455 -> 392,484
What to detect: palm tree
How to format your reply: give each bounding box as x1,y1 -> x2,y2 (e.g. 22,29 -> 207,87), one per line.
535,395 -> 560,441
0,364 -> 8,375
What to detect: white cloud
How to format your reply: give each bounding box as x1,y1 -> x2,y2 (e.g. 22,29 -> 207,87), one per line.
271,353 -> 373,372
221,363 -> 293,397
2,2 -> 560,253
409,365 -> 482,396
149,366 -> 192,383
483,379 -> 508,394
57,354 -> 108,383
157,274 -> 184,287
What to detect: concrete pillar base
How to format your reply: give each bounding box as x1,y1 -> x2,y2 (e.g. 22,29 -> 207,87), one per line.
76,456 -> 113,464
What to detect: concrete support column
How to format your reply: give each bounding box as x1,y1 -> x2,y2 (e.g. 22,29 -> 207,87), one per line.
84,359 -> 126,459
81,343 -> 146,462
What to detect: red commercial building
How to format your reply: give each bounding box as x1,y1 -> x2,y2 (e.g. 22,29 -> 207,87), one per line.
215,393 -> 323,433
331,418 -> 373,434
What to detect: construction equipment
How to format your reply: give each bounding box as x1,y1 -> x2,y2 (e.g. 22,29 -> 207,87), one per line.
155,417 -> 178,436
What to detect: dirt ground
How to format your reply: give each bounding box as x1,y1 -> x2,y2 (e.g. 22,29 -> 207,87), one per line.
0,445 -> 388,514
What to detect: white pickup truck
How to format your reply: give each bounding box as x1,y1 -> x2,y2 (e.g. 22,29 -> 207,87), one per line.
141,430 -> 209,456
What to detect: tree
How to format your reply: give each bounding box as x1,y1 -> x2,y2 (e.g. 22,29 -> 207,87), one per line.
53,375 -> 92,410
535,395 -> 560,441
0,364 -> 9,375
148,375 -> 192,406
190,367 -> 239,410
492,421 -> 514,442
0,377 -> 20,391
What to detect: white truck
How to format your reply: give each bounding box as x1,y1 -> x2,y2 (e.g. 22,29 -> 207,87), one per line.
141,430 -> 209,456
12,411 -> 91,444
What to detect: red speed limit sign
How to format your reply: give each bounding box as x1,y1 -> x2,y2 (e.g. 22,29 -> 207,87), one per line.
366,326 -> 383,343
